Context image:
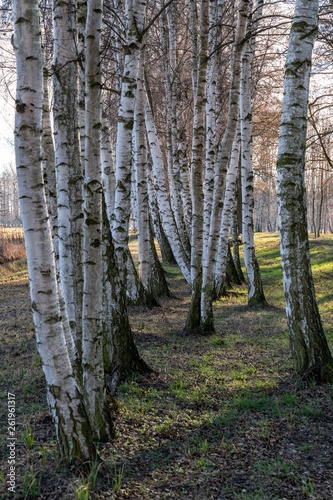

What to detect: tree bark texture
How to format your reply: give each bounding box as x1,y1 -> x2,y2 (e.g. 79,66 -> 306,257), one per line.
82,0 -> 114,441
186,0 -> 209,331
200,0 -> 248,333
276,0 -> 333,382
52,0 -> 84,360
240,0 -> 267,307
13,0 -> 94,462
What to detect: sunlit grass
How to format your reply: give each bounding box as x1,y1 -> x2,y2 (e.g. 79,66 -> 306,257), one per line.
1,232 -> 333,498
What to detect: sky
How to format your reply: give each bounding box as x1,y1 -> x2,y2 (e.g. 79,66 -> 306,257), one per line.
0,90 -> 15,172
0,35 -> 15,173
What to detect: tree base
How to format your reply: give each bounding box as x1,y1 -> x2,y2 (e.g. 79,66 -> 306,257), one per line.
198,313 -> 216,336
301,360 -> 333,384
248,294 -> 268,308
106,356 -> 153,395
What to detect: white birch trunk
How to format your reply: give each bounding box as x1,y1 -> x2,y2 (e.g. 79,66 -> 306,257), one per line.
180,154 -> 193,240
147,160 -> 177,265
42,45 -> 76,370
186,0 -> 209,331
240,0 -> 267,307
134,53 -> 150,290
102,204 -> 152,391
112,0 -> 146,289
52,0 -> 84,360
13,0 -> 94,462
202,0 -> 220,267
215,125 -> 241,296
159,8 -> 190,256
102,112 -> 116,218
188,0 -> 198,95
82,0 -> 114,441
76,0 -> 87,165
41,51 -> 58,260
276,0 -> 333,382
231,187 -> 245,282
145,91 -> 191,284
200,0 -> 248,333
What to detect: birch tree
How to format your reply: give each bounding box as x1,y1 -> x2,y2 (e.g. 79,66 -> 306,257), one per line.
82,0 -> 114,441
231,191 -> 245,282
112,0 -> 148,301
147,162 -> 177,265
41,48 -> 58,259
13,0 -> 94,462
145,91 -> 192,284
203,0 -> 223,261
200,0 -> 248,334
240,0 -> 267,307
134,51 -> 153,294
52,0 -> 84,361
276,0 -> 333,382
215,125 -> 241,297
186,0 -> 209,331
159,5 -> 191,257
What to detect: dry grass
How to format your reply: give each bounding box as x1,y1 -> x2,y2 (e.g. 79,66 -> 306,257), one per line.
0,233 -> 332,499
0,228 -> 26,265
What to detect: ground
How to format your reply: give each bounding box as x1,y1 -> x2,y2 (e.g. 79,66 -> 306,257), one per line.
0,233 -> 332,499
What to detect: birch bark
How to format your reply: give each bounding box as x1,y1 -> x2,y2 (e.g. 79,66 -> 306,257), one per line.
134,54 -> 171,298
13,0 -> 94,461
147,162 -> 177,265
145,91 -> 191,284
200,0 -> 248,333
159,7 -> 190,256
52,0 -> 84,361
102,200 -> 152,392
188,0 -> 198,95
186,0 -> 209,331
82,0 -> 114,441
231,188 -> 245,282
42,45 -> 76,371
215,126 -> 241,297
76,0 -> 87,165
134,51 -> 152,293
202,0 -> 221,266
101,112 -> 116,219
240,0 -> 267,307
276,0 -> 333,382
42,51 -> 58,260
112,0 -> 146,297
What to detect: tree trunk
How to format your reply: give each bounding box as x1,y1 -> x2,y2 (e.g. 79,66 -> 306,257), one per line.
203,0 -> 220,268
102,200 -> 152,393
82,0 -> 114,441
134,51 -> 154,294
276,0 -> 333,382
231,189 -> 245,282
41,51 -> 58,259
13,0 -> 95,462
148,216 -> 172,297
112,0 -> 146,300
186,0 -> 209,332
159,7 -> 191,257
215,126 -> 241,298
147,161 -> 177,266
101,112 -> 116,218
240,0 -> 267,307
145,91 -> 191,284
200,0 -> 248,333
52,0 -> 84,361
